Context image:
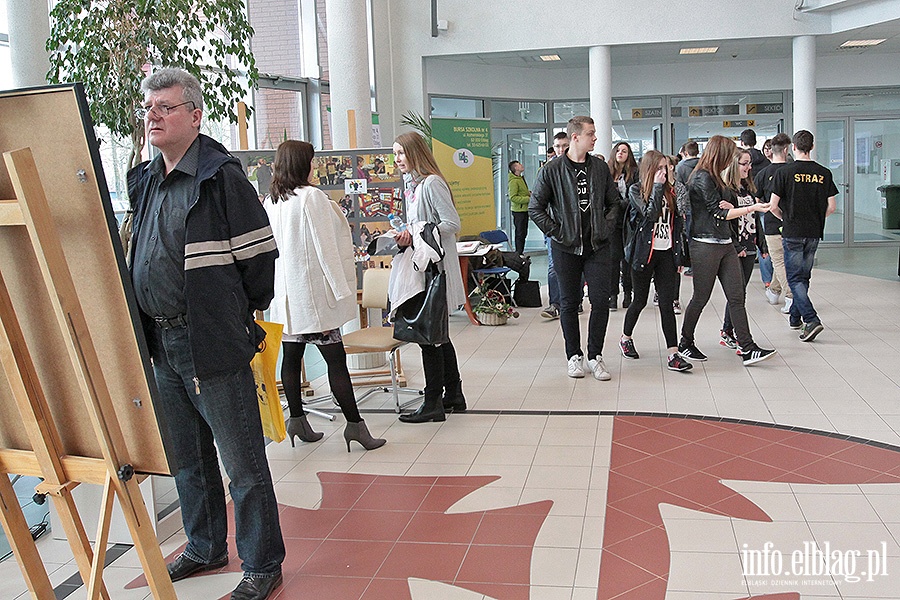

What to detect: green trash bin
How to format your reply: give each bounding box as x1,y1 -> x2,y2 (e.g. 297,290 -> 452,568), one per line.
877,185 -> 900,230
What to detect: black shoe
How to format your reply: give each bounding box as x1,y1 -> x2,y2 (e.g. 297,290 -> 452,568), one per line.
789,320 -> 802,330
442,380 -> 467,413
399,402 -> 446,423
230,573 -> 283,600
622,293 -> 632,309
740,345 -> 777,366
608,296 -> 617,311
167,553 -> 229,582
620,337 -> 639,360
677,341 -> 707,362
667,353 -> 693,372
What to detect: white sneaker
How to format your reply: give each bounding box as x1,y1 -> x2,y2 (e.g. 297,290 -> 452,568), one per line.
765,288 -> 780,305
781,297 -> 793,314
587,355 -> 612,381
567,355 -> 585,378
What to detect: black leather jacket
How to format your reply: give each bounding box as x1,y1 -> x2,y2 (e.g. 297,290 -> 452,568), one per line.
687,169 -> 735,242
529,153 -> 620,254
624,183 -> 685,271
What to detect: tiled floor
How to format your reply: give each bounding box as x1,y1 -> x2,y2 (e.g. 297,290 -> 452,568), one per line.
3,260 -> 900,599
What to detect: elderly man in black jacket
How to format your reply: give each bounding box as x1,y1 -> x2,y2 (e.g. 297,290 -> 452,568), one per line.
529,116 -> 620,381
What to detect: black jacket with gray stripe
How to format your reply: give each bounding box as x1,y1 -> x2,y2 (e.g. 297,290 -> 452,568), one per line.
127,134 -> 278,378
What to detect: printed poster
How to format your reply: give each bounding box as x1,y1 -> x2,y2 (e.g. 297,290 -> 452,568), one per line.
431,117 -> 495,236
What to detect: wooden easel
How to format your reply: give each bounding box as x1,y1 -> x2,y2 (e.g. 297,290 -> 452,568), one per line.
0,148 -> 175,599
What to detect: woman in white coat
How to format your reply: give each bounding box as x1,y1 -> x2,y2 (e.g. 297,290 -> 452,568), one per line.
391,132 -> 467,423
265,140 -> 385,451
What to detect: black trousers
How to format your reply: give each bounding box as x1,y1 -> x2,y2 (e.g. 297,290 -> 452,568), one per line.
608,226 -> 631,298
722,253 -> 756,334
512,211 -> 529,255
680,241 -> 755,350
624,249 -> 679,349
552,242 -> 611,359
419,340 -> 462,403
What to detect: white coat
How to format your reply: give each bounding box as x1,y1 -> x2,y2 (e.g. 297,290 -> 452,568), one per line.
264,186 -> 357,335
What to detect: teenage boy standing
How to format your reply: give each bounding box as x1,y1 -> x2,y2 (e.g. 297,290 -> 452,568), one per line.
530,117 -> 620,380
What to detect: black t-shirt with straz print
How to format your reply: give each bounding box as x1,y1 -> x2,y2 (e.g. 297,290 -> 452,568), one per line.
567,156 -> 592,248
771,160 -> 839,239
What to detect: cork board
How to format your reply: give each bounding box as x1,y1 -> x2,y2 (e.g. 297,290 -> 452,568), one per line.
0,85 -> 170,475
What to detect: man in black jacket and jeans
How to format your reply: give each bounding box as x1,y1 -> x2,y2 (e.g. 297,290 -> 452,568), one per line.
129,68 -> 284,600
530,116 -> 620,380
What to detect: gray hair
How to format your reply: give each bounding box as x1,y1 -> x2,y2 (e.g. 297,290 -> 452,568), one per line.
140,67 -> 204,113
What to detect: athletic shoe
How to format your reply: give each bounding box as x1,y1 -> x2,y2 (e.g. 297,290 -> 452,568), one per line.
677,342 -> 708,362
653,291 -> 659,306
799,321 -> 824,342
719,329 -> 738,350
587,355 -> 612,381
541,305 -> 560,320
789,320 -> 802,330
578,303 -> 584,314
683,268 -> 693,277
740,345 -> 777,366
765,288 -> 780,305
780,297 -> 794,314
667,353 -> 693,372
567,355 -> 585,378
673,300 -> 682,315
609,296 -> 617,312
620,337 -> 639,359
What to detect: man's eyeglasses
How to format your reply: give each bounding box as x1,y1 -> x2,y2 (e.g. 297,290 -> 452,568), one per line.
134,101 -> 195,119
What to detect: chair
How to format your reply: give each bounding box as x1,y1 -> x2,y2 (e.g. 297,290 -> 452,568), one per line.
472,229 -> 514,306
341,268 -> 423,412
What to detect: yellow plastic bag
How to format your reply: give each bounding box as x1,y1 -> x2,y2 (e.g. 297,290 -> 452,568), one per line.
250,320 -> 286,443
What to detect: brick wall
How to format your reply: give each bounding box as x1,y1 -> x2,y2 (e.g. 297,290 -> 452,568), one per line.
248,0 -> 302,78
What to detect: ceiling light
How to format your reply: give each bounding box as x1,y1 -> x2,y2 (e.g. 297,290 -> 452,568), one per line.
839,39 -> 886,48
539,54 -> 561,62
679,47 -> 718,55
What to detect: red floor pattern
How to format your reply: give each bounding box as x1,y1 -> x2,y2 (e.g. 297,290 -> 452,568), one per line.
599,416 -> 900,600
128,473 -> 552,599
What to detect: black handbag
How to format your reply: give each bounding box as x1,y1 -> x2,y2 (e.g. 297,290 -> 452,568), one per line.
513,278 -> 542,307
393,262 -> 450,346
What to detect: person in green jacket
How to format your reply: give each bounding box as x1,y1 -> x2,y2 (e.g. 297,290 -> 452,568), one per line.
508,160 -> 531,255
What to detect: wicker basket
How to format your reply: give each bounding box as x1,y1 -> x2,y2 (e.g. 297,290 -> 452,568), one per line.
476,312 -> 508,326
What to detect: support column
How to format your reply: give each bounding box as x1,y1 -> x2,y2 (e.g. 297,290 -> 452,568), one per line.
7,0 -> 51,89
793,35 -> 817,153
589,46 -> 612,159
325,0 -> 373,149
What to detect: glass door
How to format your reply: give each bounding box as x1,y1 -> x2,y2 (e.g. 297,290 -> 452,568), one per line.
497,128 -> 547,252
850,118 -> 900,243
817,120 -> 849,244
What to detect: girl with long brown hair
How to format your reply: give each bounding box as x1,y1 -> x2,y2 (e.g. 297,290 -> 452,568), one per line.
607,142 -> 639,310
678,135 -> 776,366
391,132 -> 467,423
620,150 -> 691,372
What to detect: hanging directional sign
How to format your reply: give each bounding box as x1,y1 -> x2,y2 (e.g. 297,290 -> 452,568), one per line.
746,103 -> 783,114
689,105 -> 740,117
723,120 -> 756,128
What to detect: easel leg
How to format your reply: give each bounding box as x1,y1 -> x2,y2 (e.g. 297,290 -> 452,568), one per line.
113,477 -> 176,599
49,488 -> 112,600
86,477 -> 115,600
0,474 -> 54,599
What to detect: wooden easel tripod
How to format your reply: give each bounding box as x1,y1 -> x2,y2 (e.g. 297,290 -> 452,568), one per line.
0,148 -> 176,599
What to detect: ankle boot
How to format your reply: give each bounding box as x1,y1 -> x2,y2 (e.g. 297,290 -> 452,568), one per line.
285,415 -> 324,446
442,379 -> 467,413
343,420 -> 386,452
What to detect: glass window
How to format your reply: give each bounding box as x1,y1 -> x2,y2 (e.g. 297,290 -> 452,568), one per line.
670,92 -> 784,118
852,118 -> 900,243
818,88 -> 900,114
553,101 -> 590,123
490,100 -> 546,124
430,96 -> 484,118
254,86 -> 307,149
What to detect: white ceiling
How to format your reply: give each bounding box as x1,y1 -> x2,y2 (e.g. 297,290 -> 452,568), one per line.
430,20 -> 900,69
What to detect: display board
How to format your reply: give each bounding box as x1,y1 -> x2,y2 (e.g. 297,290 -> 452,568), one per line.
234,147 -> 405,280
0,85 -> 170,476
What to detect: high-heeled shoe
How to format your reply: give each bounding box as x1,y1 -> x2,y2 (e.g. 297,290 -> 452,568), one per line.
285,415 -> 323,446
343,420 -> 386,452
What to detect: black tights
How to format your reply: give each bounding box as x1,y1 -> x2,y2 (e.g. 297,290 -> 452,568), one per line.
281,341 -> 361,423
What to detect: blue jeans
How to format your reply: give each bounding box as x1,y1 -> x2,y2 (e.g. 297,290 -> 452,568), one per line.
151,325 -> 284,577
783,237 -> 820,326
545,235 -> 560,307
758,253 -> 773,285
